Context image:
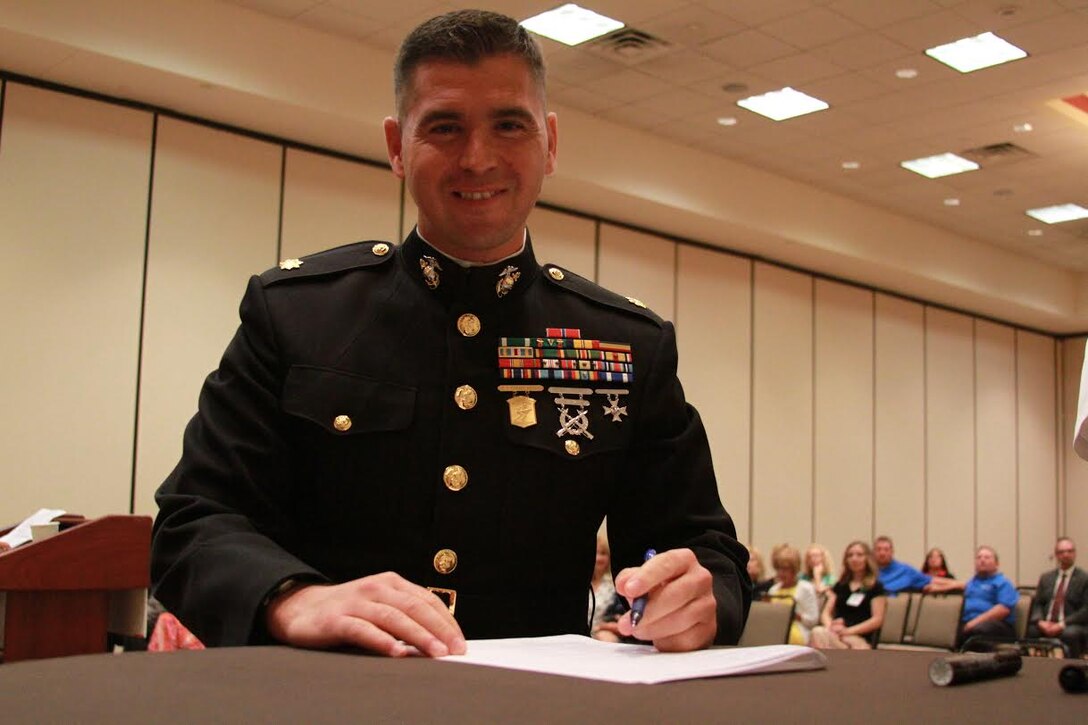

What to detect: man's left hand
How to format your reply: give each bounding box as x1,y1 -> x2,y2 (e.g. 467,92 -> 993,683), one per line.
614,548 -> 717,651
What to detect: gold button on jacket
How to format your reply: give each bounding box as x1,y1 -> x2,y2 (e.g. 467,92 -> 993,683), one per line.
453,385 -> 477,410
457,313 -> 481,337
443,465 -> 468,491
433,549 -> 458,574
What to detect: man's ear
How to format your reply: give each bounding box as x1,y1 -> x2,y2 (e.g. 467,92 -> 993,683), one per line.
544,112 -> 558,176
384,117 -> 405,179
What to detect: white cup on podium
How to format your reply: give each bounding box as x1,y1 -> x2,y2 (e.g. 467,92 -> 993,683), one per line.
30,521 -> 60,541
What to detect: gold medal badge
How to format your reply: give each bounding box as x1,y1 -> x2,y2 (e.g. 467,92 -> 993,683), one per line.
498,385 -> 544,428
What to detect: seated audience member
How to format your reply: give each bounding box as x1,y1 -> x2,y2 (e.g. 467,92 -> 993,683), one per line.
1027,537 -> 1087,658
802,544 -> 835,601
873,536 -> 958,595
951,546 -> 1019,648
747,545 -> 774,598
921,547 -> 954,579
767,545 -> 820,645
589,534 -> 627,642
810,541 -> 886,650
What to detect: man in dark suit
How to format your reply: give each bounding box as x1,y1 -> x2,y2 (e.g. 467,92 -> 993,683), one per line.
1027,538 -> 1087,657
150,9 -> 749,658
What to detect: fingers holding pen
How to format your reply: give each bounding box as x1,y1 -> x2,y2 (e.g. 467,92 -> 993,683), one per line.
614,548 -> 717,651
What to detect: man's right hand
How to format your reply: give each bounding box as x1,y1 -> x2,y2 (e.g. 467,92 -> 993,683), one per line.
264,572 -> 466,658
1036,620 -> 1062,637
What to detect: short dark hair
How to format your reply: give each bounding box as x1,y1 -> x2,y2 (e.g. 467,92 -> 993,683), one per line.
393,10 -> 546,118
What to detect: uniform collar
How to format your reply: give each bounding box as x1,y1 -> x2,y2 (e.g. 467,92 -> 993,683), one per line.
399,227 -> 540,305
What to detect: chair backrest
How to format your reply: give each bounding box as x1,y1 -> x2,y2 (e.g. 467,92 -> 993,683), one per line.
1014,592 -> 1032,639
878,593 -> 910,646
902,591 -> 925,642
911,594 -> 964,650
738,600 -> 795,647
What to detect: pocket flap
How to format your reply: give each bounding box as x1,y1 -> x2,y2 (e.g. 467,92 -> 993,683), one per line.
281,365 -> 415,434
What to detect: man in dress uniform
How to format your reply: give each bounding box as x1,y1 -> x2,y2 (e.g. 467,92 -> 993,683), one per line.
151,9 -> 749,658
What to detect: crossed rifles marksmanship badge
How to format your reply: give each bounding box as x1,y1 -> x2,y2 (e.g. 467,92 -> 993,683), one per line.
497,328 -> 633,450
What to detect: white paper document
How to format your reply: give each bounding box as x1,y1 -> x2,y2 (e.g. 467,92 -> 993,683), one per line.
0,508 -> 66,549
442,635 -> 826,684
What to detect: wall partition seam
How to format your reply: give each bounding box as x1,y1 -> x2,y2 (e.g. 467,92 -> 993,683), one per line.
747,263 -> 755,544
1014,329 -> 1021,584
923,306 -> 929,549
871,293 -> 877,543
972,319 -> 979,554
275,146 -> 286,264
592,220 -> 600,284
811,278 -> 817,542
129,113 -> 160,514
1054,341 -> 1064,538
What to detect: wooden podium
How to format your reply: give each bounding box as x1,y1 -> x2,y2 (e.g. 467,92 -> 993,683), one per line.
0,515 -> 151,663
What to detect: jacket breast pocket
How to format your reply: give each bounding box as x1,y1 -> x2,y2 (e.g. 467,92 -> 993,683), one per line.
281,365 -> 416,435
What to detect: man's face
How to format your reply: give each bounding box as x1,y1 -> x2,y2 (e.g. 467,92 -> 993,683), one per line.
975,548 -> 998,576
1055,540 -> 1076,570
873,540 -> 893,567
384,54 -> 557,263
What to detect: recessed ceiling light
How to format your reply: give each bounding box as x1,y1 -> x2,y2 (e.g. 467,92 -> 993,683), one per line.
842,161 -> 860,170
895,68 -> 918,79
1025,203 -> 1088,224
736,87 -> 829,121
900,152 -> 980,179
1013,122 -> 1033,133
924,31 -> 1027,73
944,198 -> 961,206
520,4 -> 624,46
1027,229 -> 1043,236
717,116 -> 738,127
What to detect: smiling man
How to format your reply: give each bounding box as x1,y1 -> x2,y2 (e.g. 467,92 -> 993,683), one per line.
151,9 -> 749,658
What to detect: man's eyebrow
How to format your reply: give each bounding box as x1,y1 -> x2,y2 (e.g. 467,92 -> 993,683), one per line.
492,107 -> 537,123
417,109 -> 464,127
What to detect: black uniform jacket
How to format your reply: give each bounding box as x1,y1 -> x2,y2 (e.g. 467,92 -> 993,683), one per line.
151,230 -> 750,646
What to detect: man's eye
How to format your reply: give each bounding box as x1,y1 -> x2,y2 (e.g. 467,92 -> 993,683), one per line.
497,120 -> 526,132
430,124 -> 458,135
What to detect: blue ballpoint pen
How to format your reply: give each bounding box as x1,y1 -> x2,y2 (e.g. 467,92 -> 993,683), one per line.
629,548 -> 657,627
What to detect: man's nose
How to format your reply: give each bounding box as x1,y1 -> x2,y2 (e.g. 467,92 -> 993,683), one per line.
460,129 -> 498,173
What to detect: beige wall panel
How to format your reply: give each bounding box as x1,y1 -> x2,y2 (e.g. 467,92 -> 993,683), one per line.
1062,337 -> 1088,549
676,246 -> 752,542
0,83 -> 151,522
974,320 -> 1018,580
133,118 -> 281,516
597,224 -> 676,322
813,280 -> 874,563
751,263 -> 813,554
527,207 -> 596,281
925,308 -> 976,578
874,295 -> 926,561
281,149 -> 400,258
1017,331 -> 1058,586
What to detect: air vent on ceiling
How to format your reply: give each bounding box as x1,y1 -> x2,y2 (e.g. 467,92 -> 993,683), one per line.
958,141 -> 1037,168
584,28 -> 672,65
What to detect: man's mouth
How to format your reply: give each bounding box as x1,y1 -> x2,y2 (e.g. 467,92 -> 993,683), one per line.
455,190 -> 503,200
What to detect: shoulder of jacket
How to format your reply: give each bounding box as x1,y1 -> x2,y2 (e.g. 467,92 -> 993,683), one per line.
260,240 -> 395,287
540,264 -> 664,327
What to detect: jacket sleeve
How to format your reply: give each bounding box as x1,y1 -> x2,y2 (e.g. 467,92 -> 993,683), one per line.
1066,573 -> 1088,626
150,276 -> 327,646
1029,573 -> 1051,624
606,321 -> 751,645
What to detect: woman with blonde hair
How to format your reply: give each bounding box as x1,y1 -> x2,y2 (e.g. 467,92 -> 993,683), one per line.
746,544 -> 773,598
801,544 -> 835,599
810,541 -> 886,650
767,544 -> 820,645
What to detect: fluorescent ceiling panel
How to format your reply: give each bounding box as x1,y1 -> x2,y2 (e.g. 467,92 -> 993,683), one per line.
924,32 -> 1027,73
520,4 -> 623,46
1025,204 -> 1088,224
900,152 -> 979,179
736,87 -> 829,121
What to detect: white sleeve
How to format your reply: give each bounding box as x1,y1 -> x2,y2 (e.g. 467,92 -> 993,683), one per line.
1075,339 -> 1088,460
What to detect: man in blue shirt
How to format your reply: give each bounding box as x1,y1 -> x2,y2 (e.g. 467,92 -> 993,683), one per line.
873,537 -> 932,594
955,545 -> 1019,647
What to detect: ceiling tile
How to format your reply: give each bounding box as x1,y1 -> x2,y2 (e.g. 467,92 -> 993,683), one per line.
809,30 -> 914,70
635,50 -> 736,84
699,29 -> 799,68
702,0 -> 821,26
827,0 -> 942,29
627,87 -> 725,120
1001,10 -> 1088,54
877,9 -> 988,50
578,68 -> 675,104
747,51 -> 848,85
636,4 -> 745,46
759,6 -> 866,49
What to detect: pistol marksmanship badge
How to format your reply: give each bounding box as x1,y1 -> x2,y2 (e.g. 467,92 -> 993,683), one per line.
598,388 -> 629,423
420,255 -> 442,290
498,385 -> 543,428
496,265 -> 521,298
